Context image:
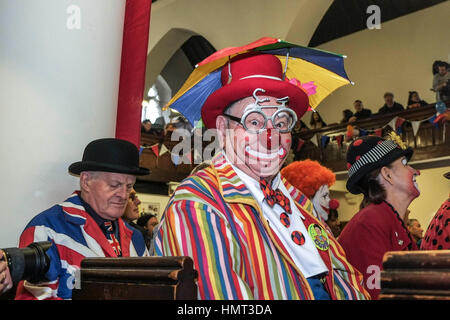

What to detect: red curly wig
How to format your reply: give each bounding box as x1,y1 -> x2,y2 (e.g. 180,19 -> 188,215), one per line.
281,159 -> 335,198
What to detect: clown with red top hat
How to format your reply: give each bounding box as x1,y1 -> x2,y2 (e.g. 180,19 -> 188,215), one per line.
155,42 -> 369,300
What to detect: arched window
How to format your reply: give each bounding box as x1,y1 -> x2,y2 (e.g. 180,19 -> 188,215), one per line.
142,75 -> 172,126
141,85 -> 160,123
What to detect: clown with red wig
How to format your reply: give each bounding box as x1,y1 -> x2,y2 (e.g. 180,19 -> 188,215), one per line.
282,160 -> 336,225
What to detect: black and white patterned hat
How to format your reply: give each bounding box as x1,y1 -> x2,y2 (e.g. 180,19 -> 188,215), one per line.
346,133 -> 413,194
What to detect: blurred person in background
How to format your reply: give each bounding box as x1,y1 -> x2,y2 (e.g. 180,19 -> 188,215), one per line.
122,188 -> 151,248
377,92 -> 404,115
406,218 -> 424,247
137,213 -> 159,251
326,199 -> 341,238
406,91 -> 428,109
349,100 -> 372,122
341,109 -> 354,124
122,188 -> 141,223
141,119 -> 152,133
432,61 -> 450,102
309,111 -> 327,129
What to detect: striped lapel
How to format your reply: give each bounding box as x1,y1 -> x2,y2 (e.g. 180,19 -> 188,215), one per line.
211,152 -> 259,208
281,177 -> 314,213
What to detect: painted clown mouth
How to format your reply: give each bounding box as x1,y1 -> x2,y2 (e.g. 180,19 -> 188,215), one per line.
321,205 -> 330,215
245,145 -> 287,160
412,176 -> 419,191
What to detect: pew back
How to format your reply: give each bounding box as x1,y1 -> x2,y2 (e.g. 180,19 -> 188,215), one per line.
380,250 -> 450,300
72,256 -> 198,300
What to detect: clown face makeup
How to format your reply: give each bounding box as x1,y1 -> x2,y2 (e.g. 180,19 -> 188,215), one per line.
312,184 -> 330,221
219,93 -> 293,181
389,157 -> 421,198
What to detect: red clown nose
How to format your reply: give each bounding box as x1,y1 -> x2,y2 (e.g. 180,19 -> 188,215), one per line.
261,128 -> 281,151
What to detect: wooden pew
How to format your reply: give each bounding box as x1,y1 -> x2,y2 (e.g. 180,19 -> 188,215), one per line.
72,256 -> 198,300
379,250 -> 450,300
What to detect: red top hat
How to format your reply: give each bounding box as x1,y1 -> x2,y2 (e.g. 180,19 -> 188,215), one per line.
201,53 -> 309,129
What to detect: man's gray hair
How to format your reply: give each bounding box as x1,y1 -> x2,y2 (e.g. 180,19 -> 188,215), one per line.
79,171 -> 103,190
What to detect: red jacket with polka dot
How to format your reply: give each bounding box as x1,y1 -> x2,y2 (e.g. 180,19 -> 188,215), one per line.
421,196 -> 450,250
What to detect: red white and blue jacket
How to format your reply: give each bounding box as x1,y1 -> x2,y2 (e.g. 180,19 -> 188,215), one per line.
15,191 -> 148,300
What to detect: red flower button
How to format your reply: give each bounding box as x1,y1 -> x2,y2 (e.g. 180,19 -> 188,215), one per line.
291,231 -> 306,246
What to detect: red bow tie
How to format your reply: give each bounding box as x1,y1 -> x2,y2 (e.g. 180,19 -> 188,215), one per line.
260,179 -> 292,214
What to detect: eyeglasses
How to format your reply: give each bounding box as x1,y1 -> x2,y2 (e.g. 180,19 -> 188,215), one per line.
225,107 -> 297,134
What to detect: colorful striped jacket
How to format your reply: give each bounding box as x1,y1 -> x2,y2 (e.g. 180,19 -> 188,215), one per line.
15,192 -> 148,300
154,153 -> 370,300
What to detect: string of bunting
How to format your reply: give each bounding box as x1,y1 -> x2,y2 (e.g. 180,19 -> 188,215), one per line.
139,143 -> 170,166
139,143 -> 170,156
139,143 -> 193,167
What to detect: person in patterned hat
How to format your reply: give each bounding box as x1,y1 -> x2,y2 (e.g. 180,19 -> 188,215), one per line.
338,132 -> 421,299
155,50 -> 369,300
421,171 -> 450,250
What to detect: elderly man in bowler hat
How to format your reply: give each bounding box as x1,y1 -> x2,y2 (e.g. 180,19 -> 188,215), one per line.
155,52 -> 369,300
14,138 -> 149,300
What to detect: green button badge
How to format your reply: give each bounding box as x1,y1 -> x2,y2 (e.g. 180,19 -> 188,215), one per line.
308,223 -> 329,251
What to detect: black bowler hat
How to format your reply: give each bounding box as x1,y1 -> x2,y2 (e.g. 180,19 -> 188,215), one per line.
346,133 -> 413,195
68,138 -> 150,176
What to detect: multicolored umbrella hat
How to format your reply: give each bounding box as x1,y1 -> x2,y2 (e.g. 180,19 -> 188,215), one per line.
163,37 -> 352,126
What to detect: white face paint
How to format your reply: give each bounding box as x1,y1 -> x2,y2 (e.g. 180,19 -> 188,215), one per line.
402,158 -> 420,194
312,184 -> 330,221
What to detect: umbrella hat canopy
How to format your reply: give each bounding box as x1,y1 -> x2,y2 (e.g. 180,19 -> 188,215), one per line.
197,37 -> 279,67
164,37 -> 351,127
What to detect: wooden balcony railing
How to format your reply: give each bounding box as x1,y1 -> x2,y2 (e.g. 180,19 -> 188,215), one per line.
138,102 -> 450,184
138,132 -> 197,183
294,102 -> 450,172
